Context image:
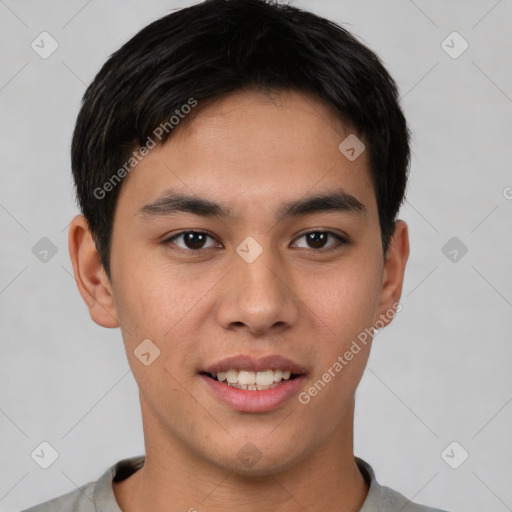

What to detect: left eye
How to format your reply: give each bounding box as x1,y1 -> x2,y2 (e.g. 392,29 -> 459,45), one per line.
292,231 -> 347,251
164,230 -> 347,252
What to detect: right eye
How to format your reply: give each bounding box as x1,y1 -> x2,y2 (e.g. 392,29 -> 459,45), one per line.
162,230 -> 221,252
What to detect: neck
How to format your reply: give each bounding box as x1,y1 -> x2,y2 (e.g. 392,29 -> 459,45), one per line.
113,398 -> 369,512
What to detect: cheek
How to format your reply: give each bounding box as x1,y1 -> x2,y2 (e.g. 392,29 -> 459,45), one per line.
112,246 -> 180,327
297,270 -> 377,418
113,269 -> 197,406
301,261 -> 381,343
112,261 -> 210,376
296,254 -> 381,407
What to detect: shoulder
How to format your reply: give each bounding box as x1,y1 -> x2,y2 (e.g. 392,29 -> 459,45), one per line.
18,481 -> 97,512
18,455 -> 145,512
19,456 -> 144,512
356,457 -> 450,512
378,483 -> 450,512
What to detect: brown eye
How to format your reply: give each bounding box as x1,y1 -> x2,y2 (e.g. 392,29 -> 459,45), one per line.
164,231 -> 218,251
292,231 -> 347,251
163,230 -> 348,254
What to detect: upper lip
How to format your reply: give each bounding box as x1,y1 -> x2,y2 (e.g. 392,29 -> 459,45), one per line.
202,354 -> 307,375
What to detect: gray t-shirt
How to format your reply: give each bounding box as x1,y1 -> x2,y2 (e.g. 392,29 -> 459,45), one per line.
20,456 -> 449,512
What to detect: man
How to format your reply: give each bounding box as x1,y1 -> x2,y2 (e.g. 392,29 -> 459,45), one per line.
23,0 -> 449,510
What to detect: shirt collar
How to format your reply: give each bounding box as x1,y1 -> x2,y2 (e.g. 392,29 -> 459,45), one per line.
93,455 -> 383,511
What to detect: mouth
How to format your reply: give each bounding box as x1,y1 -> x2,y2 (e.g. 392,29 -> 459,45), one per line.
200,369 -> 301,391
199,354 -> 308,412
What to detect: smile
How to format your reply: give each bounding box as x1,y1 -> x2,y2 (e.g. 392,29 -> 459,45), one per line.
206,369 -> 297,390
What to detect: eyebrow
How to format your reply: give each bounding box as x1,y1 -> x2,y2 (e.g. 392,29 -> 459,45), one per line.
137,188 -> 367,222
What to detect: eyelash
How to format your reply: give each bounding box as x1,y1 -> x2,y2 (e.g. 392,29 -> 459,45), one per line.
162,230 -> 348,255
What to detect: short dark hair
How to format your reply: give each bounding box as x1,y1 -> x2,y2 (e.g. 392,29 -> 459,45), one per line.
71,0 -> 410,280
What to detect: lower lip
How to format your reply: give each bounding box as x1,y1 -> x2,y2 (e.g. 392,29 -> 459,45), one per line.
200,374 -> 306,412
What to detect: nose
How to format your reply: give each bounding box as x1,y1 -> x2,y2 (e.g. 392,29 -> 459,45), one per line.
215,244 -> 300,336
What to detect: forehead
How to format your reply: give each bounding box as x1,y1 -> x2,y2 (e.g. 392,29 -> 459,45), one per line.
116,89 -> 376,221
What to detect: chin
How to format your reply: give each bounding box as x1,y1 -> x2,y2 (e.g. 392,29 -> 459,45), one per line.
205,437 -> 309,477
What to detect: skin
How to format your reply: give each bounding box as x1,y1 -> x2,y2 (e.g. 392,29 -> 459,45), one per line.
69,89 -> 409,512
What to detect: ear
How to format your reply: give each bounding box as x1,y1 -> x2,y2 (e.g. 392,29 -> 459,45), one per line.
375,220 -> 410,328
68,215 -> 119,328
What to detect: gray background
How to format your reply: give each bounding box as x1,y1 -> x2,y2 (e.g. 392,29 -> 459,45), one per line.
1,0 -> 511,511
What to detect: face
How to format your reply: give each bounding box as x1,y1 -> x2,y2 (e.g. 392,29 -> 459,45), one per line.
72,89 -> 408,475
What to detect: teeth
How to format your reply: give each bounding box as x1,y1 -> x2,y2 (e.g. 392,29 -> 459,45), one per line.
228,382 -> 272,390
256,369 -> 274,386
211,369 -> 295,390
237,370 -> 254,386
226,369 -> 238,384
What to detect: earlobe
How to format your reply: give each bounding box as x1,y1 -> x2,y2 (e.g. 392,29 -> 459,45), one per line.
376,220 -> 410,329
68,215 -> 119,328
